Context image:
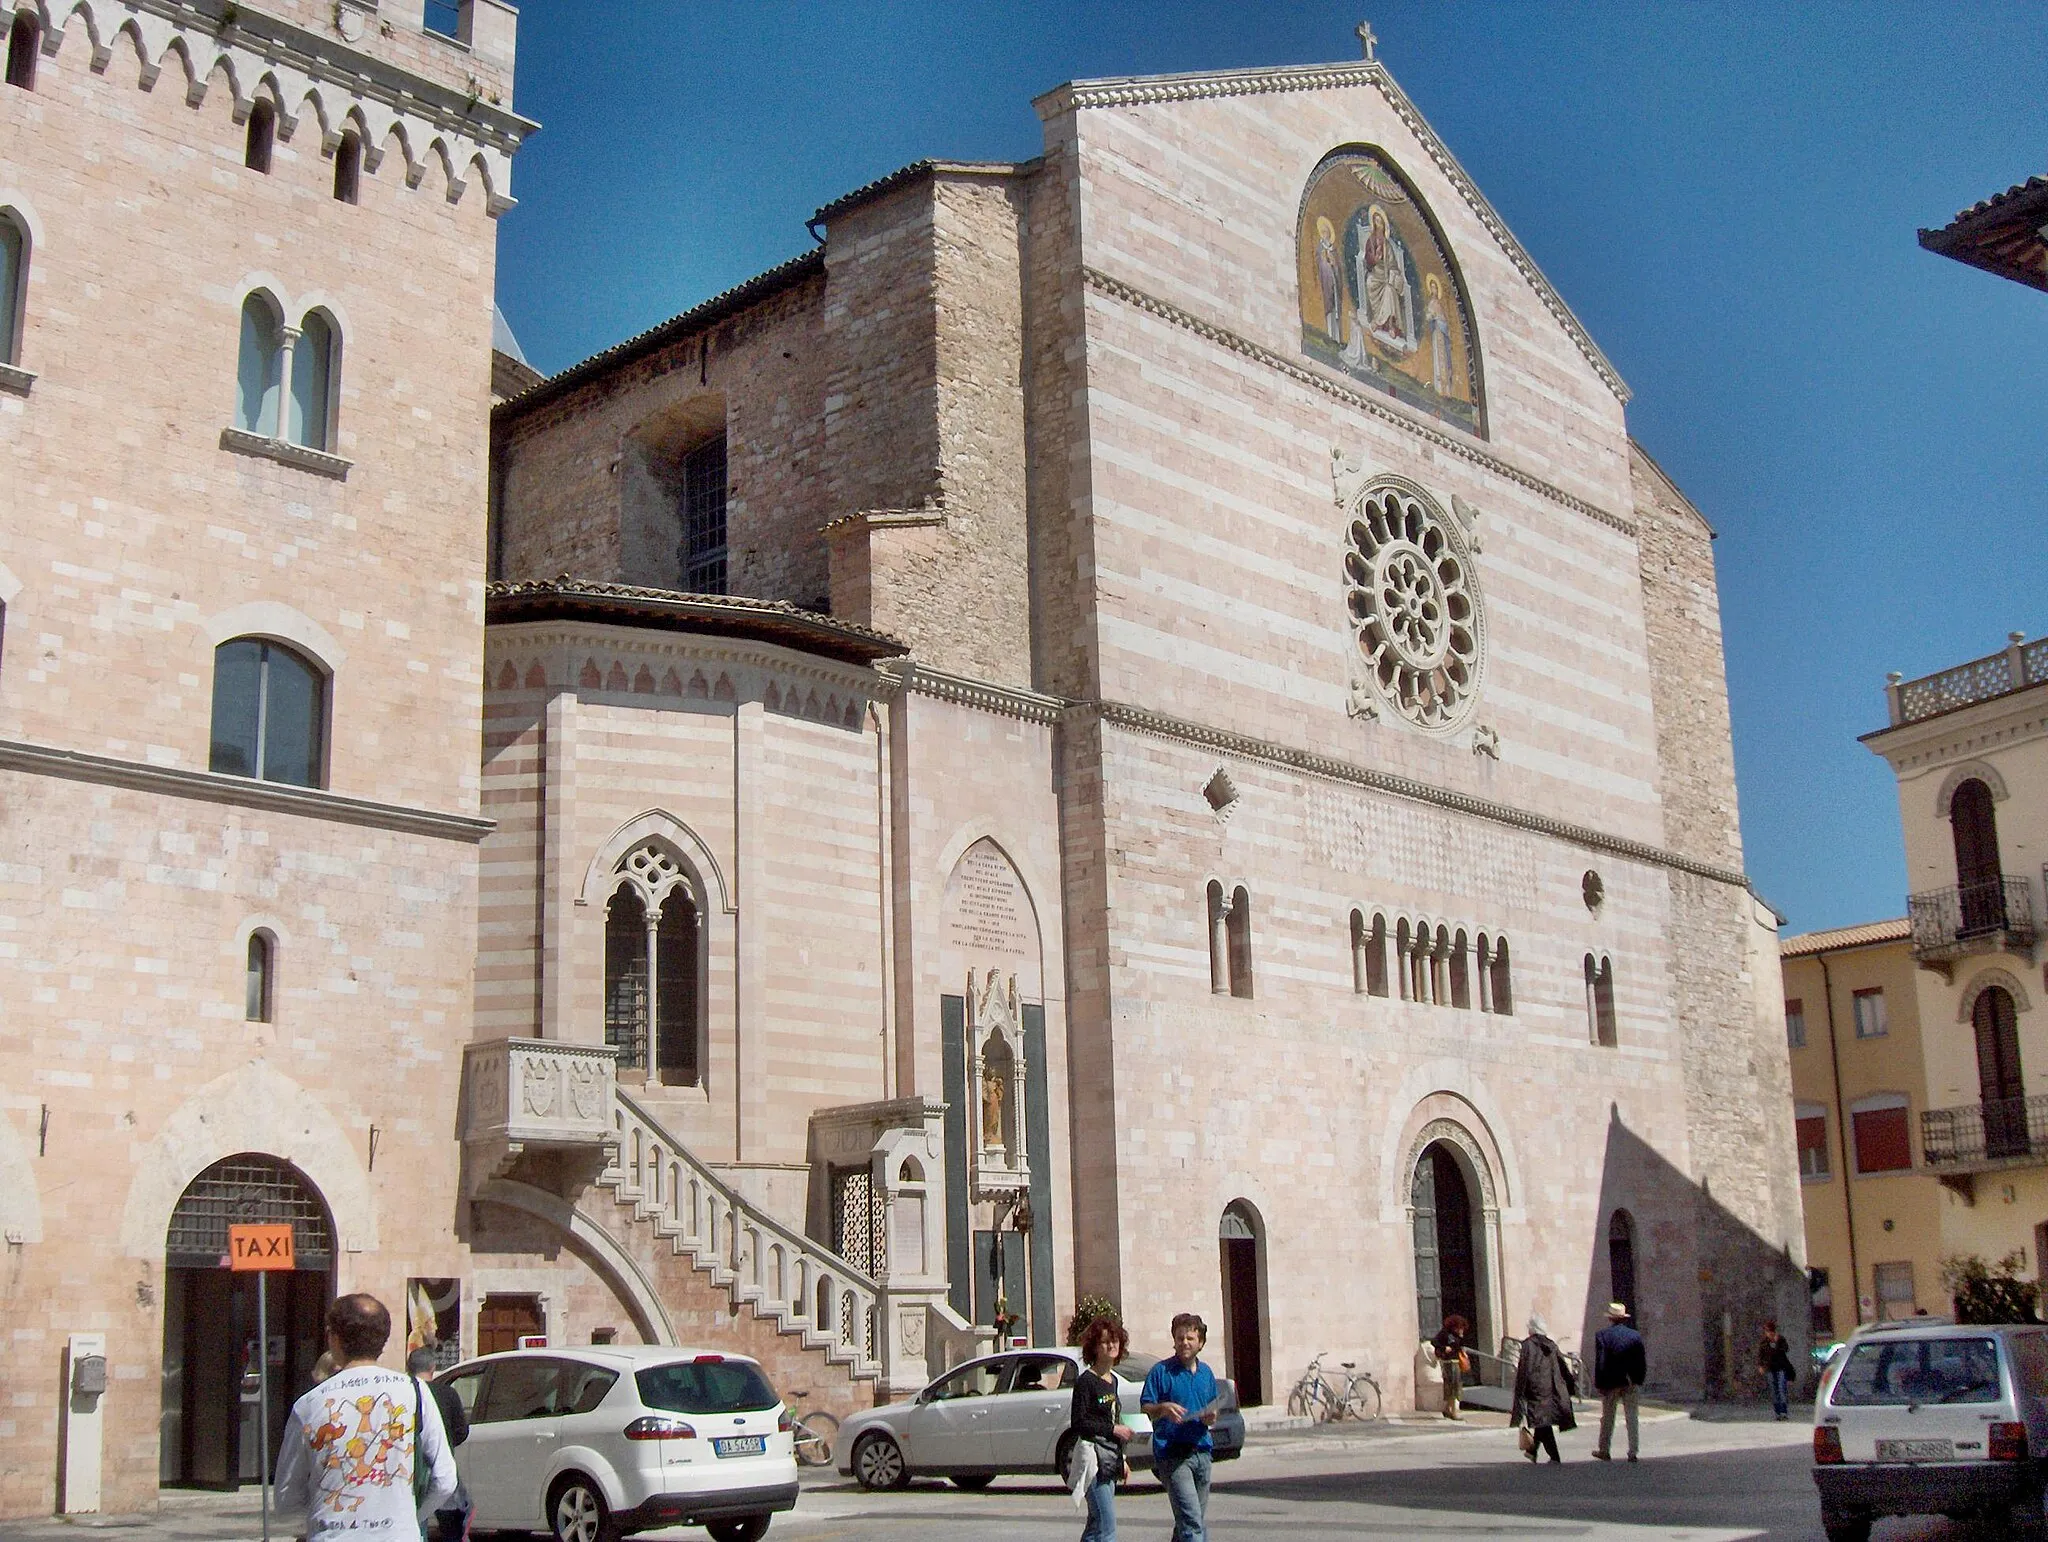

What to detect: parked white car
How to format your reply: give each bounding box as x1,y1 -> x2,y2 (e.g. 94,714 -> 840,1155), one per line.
835,1347 -> 1152,1490
1812,1319 -> 2048,1542
437,1345 -> 798,1542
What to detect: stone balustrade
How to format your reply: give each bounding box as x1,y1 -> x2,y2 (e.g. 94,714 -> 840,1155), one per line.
462,1038 -> 619,1189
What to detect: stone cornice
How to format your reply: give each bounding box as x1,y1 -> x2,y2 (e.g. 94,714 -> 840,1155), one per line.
1085,700 -> 1752,890
486,621 -> 888,700
1861,685 -> 2048,777
38,0 -> 530,212
0,738 -> 493,842
1038,59 -> 1628,405
880,662 -> 1065,725
1082,268 -> 1636,538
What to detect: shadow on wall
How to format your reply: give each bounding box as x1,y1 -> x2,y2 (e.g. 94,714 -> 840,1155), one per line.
1582,1106 -> 1807,1400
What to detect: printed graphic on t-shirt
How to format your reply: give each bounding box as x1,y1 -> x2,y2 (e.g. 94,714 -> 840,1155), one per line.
305,1385 -> 412,1518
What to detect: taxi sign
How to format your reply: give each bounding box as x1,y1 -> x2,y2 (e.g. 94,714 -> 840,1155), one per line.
228,1224 -> 296,1271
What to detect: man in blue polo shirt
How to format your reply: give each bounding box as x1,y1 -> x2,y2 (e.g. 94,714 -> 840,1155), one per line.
1141,1312 -> 1219,1542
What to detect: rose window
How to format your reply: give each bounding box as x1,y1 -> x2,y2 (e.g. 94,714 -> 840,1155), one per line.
1344,484 -> 1484,731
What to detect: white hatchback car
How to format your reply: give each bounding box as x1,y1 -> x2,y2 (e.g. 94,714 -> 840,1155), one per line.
1813,1319 -> 2048,1542
834,1347 -> 1152,1490
437,1345 -> 798,1542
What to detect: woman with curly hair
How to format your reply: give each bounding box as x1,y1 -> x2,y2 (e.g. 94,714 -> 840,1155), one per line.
1069,1315 -> 1134,1542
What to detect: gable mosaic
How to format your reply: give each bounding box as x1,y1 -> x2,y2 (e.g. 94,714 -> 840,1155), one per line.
1298,146 -> 1484,437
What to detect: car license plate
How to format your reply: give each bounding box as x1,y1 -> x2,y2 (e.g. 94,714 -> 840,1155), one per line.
713,1435 -> 766,1457
1875,1439 -> 1953,1461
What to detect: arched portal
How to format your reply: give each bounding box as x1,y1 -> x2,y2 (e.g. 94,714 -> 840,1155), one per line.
1412,1142 -> 1482,1347
1608,1209 -> 1639,1318
160,1155 -> 334,1489
1218,1200 -> 1268,1407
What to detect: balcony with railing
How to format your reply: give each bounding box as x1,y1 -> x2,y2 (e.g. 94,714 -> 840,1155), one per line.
1920,1096 -> 2048,1188
1885,632 -> 2048,726
1905,876 -> 2035,972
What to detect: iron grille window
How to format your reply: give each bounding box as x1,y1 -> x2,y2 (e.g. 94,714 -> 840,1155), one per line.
165,1154 -> 333,1269
680,436 -> 728,594
830,1165 -> 887,1278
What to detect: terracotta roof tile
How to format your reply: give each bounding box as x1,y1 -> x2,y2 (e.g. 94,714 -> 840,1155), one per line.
1779,917 -> 1911,959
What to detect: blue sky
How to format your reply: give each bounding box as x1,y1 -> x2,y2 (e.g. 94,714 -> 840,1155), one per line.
494,3 -> 2048,935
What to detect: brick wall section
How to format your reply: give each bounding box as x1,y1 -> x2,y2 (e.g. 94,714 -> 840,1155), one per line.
1630,443 -> 1808,1386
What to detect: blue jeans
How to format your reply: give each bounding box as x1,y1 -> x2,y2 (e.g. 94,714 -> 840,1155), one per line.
1157,1448 -> 1212,1542
1768,1368 -> 1790,1418
1080,1474 -> 1117,1542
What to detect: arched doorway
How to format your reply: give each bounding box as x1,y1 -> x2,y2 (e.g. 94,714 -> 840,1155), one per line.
1974,986 -> 2028,1159
1218,1201 -> 1267,1406
160,1155 -> 334,1488
1608,1210 -> 1638,1318
1412,1143 -> 1480,1345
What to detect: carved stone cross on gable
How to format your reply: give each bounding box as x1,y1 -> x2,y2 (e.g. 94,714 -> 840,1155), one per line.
1356,19 -> 1377,61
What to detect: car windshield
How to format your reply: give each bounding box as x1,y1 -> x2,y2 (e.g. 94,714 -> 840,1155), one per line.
1831,1337 -> 2004,1406
635,1360 -> 779,1415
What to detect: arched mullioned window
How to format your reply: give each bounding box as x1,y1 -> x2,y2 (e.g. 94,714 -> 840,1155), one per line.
1488,936 -> 1513,1015
246,99 -> 277,173
1449,929 -> 1471,1009
1586,954 -> 1617,1046
0,209 -> 25,367
1206,880 -> 1229,996
245,931 -> 276,1022
603,842 -> 701,1085
1227,886 -> 1254,999
236,292 -> 285,435
1350,910 -> 1391,998
209,638 -> 327,787
333,130 -> 363,204
5,12 -> 38,91
1349,910 -> 1367,994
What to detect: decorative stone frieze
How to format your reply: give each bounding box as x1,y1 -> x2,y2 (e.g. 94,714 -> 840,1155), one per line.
462,1037 -> 620,1192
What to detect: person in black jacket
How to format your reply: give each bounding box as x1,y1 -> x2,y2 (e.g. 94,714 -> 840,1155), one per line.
1430,1314 -> 1470,1420
1590,1303 -> 1646,1462
408,1349 -> 470,1540
1510,1315 -> 1577,1463
1756,1320 -> 1797,1421
1069,1316 -> 1134,1542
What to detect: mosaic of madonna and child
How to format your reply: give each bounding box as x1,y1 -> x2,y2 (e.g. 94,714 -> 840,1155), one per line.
1298,148 -> 1484,437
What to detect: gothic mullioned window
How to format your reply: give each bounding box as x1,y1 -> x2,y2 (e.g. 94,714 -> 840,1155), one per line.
1343,481 -> 1484,733
236,293 -> 285,435
603,842 -> 701,1085
209,638 -> 327,787
235,293 -> 341,451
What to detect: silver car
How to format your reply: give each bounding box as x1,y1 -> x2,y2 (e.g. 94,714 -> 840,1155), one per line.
836,1348 -> 1152,1490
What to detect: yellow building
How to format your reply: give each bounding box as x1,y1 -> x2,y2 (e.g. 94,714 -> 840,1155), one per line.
1782,920 -> 1946,1337
1863,633 -> 2048,1290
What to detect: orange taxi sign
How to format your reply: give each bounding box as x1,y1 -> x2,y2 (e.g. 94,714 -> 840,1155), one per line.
228,1224 -> 295,1271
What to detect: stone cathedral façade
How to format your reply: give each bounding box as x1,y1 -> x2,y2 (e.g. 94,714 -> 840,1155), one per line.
0,5 -> 1804,1517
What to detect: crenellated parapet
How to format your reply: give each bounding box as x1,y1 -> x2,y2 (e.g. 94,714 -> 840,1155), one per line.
26,0 -> 532,215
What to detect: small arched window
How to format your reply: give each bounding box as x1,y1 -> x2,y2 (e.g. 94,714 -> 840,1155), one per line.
0,209 -> 25,367
1206,880 -> 1229,996
1586,954 -> 1617,1047
289,310 -> 337,450
333,130 -> 363,205
1366,913 -> 1388,998
602,843 -> 702,1085
5,12 -> 38,91
1488,936 -> 1513,1015
1449,929 -> 1471,1010
245,99 -> 276,173
1348,910 -> 1367,995
236,292 -> 284,436
208,638 -> 327,787
1227,885 -> 1253,998
245,931 -> 275,1022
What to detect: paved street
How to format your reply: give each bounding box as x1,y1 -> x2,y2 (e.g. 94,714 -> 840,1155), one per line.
0,1411 -> 1985,1542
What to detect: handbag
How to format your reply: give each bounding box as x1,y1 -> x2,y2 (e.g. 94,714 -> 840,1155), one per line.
1518,1426 -> 1535,1455
1457,1350 -> 1472,1374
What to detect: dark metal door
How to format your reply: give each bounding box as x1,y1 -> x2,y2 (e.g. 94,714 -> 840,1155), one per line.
1412,1154 -> 1441,1337
1976,987 -> 2029,1159
1952,780 -> 2006,935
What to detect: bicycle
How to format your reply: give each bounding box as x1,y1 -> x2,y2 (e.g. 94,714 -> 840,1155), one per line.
1331,1361 -> 1383,1421
783,1387 -> 840,1467
1286,1351 -> 1339,1421
1287,1353 -> 1383,1422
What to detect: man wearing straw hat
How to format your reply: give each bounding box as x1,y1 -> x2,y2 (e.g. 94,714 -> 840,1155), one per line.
1590,1301 -> 1646,1463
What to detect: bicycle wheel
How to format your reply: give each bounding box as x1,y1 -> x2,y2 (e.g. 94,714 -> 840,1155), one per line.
1350,1375 -> 1382,1421
793,1410 -> 839,1467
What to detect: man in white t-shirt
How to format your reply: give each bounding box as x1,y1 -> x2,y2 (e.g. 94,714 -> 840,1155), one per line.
275,1292 -> 457,1541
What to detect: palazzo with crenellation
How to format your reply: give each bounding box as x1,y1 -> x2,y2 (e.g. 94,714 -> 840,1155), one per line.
0,4 -> 1806,1518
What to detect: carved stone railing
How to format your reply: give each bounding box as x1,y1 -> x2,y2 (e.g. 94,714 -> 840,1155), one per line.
1906,878 -> 2035,971
1887,633 -> 2048,725
462,1038 -> 619,1190
604,1089 -> 883,1381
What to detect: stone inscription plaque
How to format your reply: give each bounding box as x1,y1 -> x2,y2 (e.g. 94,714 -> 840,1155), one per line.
945,841 -> 1034,962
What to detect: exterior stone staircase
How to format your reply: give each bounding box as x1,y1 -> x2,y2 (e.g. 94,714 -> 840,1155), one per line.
600,1088 -> 883,1385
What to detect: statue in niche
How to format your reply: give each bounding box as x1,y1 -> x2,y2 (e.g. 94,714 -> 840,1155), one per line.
981,1070 -> 1005,1152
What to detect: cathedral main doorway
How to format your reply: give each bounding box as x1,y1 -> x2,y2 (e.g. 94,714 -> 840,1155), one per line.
159,1156 -> 334,1489
1411,1143 -> 1479,1344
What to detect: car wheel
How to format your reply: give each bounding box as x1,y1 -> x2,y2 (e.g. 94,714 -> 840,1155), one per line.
1054,1432 -> 1076,1480
1819,1511 -> 1870,1542
853,1431 -> 909,1490
950,1474 -> 995,1491
705,1517 -> 772,1542
549,1475 -> 616,1542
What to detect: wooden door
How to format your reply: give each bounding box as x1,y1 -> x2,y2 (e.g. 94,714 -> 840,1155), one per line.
477,1294 -> 545,1355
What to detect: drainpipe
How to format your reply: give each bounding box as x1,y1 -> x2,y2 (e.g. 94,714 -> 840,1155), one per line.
1819,953 -> 1863,1327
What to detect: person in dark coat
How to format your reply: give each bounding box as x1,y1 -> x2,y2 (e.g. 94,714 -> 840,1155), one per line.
1756,1320 -> 1797,1421
1591,1302 -> 1647,1462
1510,1315 -> 1577,1463
1430,1314 -> 1470,1420
407,1348 -> 470,1541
